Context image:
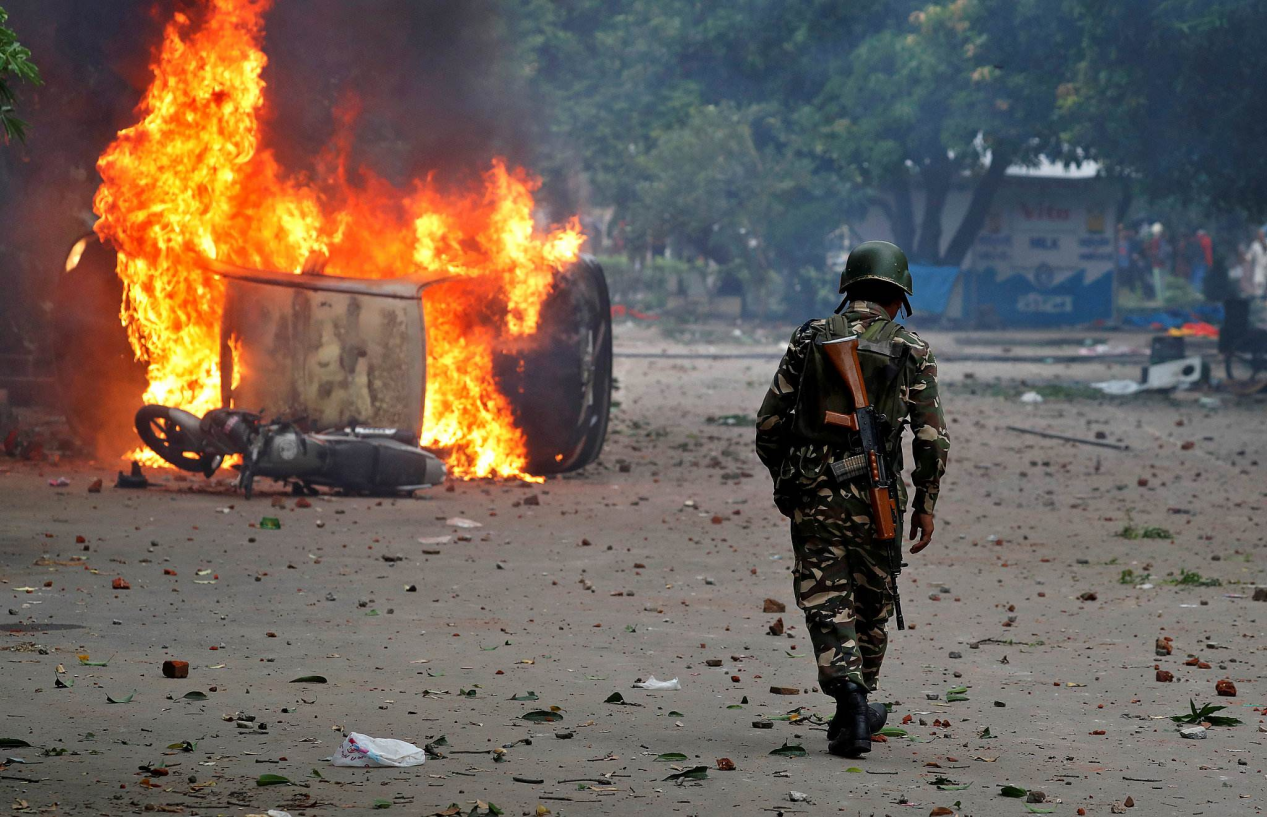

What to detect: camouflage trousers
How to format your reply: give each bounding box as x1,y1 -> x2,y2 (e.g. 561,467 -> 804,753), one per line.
789,493 -> 897,693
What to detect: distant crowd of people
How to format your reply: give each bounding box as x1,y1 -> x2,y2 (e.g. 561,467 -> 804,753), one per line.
1117,221 -> 1267,303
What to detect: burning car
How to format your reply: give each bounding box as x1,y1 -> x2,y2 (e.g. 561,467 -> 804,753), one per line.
56,232 -> 612,478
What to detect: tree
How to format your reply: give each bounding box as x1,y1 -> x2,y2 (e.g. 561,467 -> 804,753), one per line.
807,0 -> 1083,267
508,0 -> 878,309
625,103 -> 849,292
0,5 -> 40,143
1064,0 -> 1267,217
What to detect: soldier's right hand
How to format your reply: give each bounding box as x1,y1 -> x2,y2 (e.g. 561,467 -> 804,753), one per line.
909,513 -> 935,553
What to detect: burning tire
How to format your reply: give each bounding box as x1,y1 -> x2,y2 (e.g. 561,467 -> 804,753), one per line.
502,256 -> 613,474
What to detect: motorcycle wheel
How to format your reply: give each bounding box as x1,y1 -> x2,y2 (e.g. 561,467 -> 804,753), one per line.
134,405 -> 214,473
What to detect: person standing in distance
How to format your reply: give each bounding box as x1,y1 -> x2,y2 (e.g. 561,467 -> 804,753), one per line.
755,240 -> 949,758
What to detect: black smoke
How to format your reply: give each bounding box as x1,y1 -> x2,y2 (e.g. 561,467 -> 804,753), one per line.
0,0 -> 535,363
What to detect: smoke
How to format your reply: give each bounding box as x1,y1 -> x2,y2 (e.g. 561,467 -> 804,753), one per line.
0,0 -> 537,377
261,0 -> 533,191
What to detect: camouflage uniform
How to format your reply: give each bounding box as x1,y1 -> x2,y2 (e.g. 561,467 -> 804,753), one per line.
755,300 -> 949,692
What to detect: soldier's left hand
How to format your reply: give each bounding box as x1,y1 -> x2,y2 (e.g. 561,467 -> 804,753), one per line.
909,513 -> 935,553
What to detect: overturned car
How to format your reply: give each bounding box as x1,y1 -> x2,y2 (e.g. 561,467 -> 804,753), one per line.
54,233 -> 613,482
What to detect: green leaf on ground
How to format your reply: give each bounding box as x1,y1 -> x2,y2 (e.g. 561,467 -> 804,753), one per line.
1000,785 -> 1028,798
939,783 -> 973,791
182,691 -> 208,701
1171,699 -> 1242,727
78,658 -> 109,667
947,693 -> 970,702
726,704 -> 743,710
290,675 -> 328,684
877,727 -> 908,737
769,742 -> 806,758
372,798 -> 392,809
655,752 -> 688,762
1025,806 -> 1055,814
667,710 -> 684,717
522,710 -> 563,723
166,741 -> 196,752
663,765 -> 709,782
55,676 -> 73,688
0,739 -> 31,749
309,767 -> 324,779
480,644 -> 498,651
256,773 -> 293,786
106,690 -> 136,704
947,686 -> 968,695
459,688 -> 477,697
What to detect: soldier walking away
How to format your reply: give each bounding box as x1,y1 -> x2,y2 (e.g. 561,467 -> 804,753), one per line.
754,241 -> 949,758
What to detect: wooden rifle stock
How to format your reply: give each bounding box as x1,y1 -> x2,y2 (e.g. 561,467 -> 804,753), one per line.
819,337 -> 869,409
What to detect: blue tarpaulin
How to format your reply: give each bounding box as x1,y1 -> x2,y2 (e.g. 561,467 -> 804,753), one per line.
907,264 -> 960,316
973,267 -> 1113,327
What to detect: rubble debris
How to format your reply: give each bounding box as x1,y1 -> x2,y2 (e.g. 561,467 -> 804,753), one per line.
1005,426 -> 1130,451
162,660 -> 189,679
116,462 -> 149,489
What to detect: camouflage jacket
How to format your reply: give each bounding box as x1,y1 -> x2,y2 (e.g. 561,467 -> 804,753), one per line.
754,301 -> 949,516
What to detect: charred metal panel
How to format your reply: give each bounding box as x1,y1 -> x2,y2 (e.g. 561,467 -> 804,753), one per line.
220,275 -> 425,437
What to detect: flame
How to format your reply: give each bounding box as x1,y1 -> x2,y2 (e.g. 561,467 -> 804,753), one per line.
93,0 -> 580,480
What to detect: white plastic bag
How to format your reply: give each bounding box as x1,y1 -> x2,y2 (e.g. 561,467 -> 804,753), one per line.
632,676 -> 681,690
330,732 -> 426,767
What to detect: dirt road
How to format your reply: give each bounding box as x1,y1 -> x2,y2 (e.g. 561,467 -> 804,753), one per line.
3,326 -> 1265,816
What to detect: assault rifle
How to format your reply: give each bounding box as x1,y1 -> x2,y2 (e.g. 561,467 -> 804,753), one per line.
816,335 -> 905,630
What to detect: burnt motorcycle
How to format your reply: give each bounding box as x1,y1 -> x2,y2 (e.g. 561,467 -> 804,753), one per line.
134,405 -> 445,498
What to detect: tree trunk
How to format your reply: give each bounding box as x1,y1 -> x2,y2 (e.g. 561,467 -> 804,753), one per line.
1115,175 -> 1133,226
940,146 -> 1012,267
890,176 -> 916,251
914,156 -> 953,264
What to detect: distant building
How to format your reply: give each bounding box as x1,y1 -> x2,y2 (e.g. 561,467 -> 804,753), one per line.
851,160 -> 1118,326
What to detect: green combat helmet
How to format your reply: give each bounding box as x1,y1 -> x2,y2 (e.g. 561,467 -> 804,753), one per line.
839,240 -> 914,316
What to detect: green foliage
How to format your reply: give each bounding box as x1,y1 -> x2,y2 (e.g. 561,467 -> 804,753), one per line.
1167,569 -> 1221,587
1118,568 -> 1151,585
1170,699 -> 1241,727
1066,0 -> 1267,214
1117,524 -> 1172,540
0,6 -> 40,144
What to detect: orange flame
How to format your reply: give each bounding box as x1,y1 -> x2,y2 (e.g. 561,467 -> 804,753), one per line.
93,0 -> 580,480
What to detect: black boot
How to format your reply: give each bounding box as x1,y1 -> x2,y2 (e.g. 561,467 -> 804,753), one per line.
867,701 -> 888,733
826,686 -> 888,742
826,681 -> 871,758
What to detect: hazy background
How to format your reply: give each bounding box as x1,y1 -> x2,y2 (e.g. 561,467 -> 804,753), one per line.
3,0 -> 1267,350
